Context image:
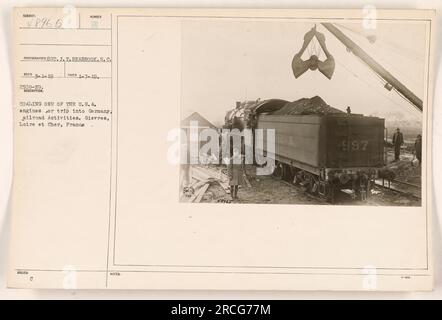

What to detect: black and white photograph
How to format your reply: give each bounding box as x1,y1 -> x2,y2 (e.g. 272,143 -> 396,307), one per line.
3,6 -> 438,294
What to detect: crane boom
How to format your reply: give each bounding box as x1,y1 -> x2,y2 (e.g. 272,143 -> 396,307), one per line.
321,22 -> 423,112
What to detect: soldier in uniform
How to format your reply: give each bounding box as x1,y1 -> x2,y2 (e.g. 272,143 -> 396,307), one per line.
414,134 -> 422,166
392,128 -> 404,161
227,147 -> 244,200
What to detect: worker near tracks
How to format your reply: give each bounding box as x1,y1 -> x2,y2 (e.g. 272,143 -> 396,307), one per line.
392,128 -> 404,161
227,147 -> 244,200
414,134 -> 422,166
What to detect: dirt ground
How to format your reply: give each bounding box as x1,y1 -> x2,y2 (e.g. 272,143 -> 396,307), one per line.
198,163 -> 421,207
201,167 -> 313,205
384,148 -> 422,186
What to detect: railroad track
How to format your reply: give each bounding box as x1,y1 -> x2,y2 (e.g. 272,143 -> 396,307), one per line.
280,176 -> 422,203
374,179 -> 421,199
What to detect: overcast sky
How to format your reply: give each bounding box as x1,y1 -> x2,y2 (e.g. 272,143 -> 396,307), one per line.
181,19 -> 427,126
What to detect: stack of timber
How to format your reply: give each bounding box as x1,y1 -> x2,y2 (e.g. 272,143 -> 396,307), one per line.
197,166 -> 230,193
183,166 -> 230,203
182,165 -> 253,203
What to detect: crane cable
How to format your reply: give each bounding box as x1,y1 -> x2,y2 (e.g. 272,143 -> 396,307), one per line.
322,23 -> 423,113
350,52 -> 423,114
334,57 -> 421,119
334,23 -> 424,89
335,23 -> 424,62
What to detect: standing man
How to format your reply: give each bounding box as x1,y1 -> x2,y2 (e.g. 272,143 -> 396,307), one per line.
227,147 -> 244,200
414,134 -> 422,166
392,128 -> 404,161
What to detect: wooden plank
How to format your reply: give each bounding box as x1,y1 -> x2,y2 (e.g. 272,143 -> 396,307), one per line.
187,184 -> 205,203
218,180 -> 230,194
193,166 -> 231,194
191,169 -> 210,181
194,183 -> 210,203
191,180 -> 209,190
197,166 -> 229,181
192,167 -> 213,180
191,174 -> 204,182
196,166 -> 230,181
243,174 -> 252,188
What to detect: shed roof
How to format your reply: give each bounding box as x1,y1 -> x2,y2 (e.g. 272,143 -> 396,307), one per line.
181,112 -> 218,129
